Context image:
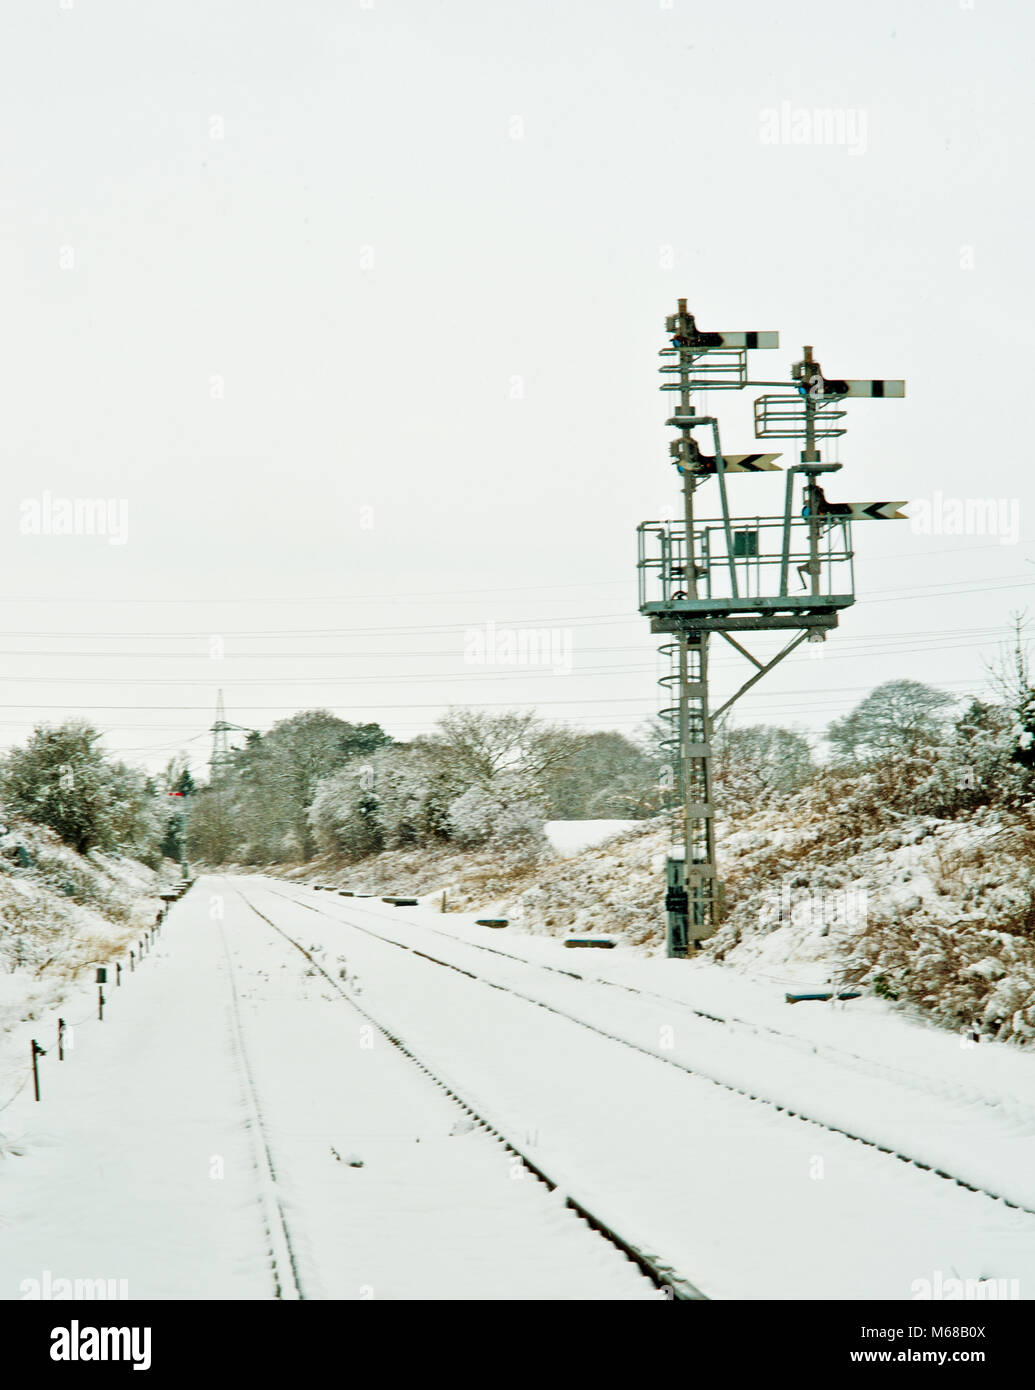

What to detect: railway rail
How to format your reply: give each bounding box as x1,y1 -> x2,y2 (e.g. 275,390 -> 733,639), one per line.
230,883 -> 705,1300
261,879 -> 1035,1221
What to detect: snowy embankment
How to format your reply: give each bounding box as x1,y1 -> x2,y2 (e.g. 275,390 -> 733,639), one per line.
272,804 -> 1035,1046
0,816 -> 173,1113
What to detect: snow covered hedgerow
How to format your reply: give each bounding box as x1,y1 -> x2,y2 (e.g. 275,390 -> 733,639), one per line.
913,700 -> 1033,814
842,913 -> 1035,1043
789,724 -> 1026,848
903,742 -> 1021,819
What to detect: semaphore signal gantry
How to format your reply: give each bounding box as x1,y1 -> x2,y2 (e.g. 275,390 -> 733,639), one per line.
640,299 -> 906,957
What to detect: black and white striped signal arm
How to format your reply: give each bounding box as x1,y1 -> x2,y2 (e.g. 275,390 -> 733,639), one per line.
666,311 -> 779,351
792,358 -> 905,399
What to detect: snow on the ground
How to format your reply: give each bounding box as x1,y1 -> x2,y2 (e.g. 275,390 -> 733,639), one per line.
300,803 -> 1035,1044
0,881 -> 657,1300
0,824 -> 172,1115
713,808 -> 1035,1042
543,820 -> 640,855
0,899 -> 271,1297
275,881 -> 1035,1182
241,876 -> 1035,1300
7,871 -> 1035,1301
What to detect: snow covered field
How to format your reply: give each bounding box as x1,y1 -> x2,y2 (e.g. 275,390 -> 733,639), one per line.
543,820 -> 639,855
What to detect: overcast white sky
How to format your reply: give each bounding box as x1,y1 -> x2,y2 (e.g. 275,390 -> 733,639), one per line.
0,0 -> 1031,778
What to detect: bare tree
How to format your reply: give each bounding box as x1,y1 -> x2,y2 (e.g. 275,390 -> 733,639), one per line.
986,610 -> 1031,709
420,709 -> 574,795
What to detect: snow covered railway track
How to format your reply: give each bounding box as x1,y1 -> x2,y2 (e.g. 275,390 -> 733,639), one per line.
216,918 -> 307,1300
266,883 -> 1035,1222
231,885 -> 706,1301
281,888 -> 1033,1129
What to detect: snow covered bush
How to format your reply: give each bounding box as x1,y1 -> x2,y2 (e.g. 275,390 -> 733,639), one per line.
1011,685 -> 1035,770
446,780 -> 546,857
366,746 -> 453,848
712,723 -> 815,814
844,914 -> 1035,1044
795,699 -> 1028,844
0,721 -> 165,862
307,769 -> 383,859
308,745 -> 462,859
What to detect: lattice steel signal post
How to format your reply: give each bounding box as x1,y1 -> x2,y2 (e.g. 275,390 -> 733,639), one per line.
640,300 -> 906,956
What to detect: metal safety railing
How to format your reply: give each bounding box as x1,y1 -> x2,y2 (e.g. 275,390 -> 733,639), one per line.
659,344 -> 750,390
638,514 -> 855,607
754,391 -> 847,439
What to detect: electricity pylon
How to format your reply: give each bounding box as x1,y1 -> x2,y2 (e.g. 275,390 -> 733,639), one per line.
206,691 -> 256,862
209,690 -> 253,783
209,690 -> 232,783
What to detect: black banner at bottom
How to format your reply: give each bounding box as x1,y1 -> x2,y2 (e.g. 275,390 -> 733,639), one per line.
7,1298 -> 1026,1379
